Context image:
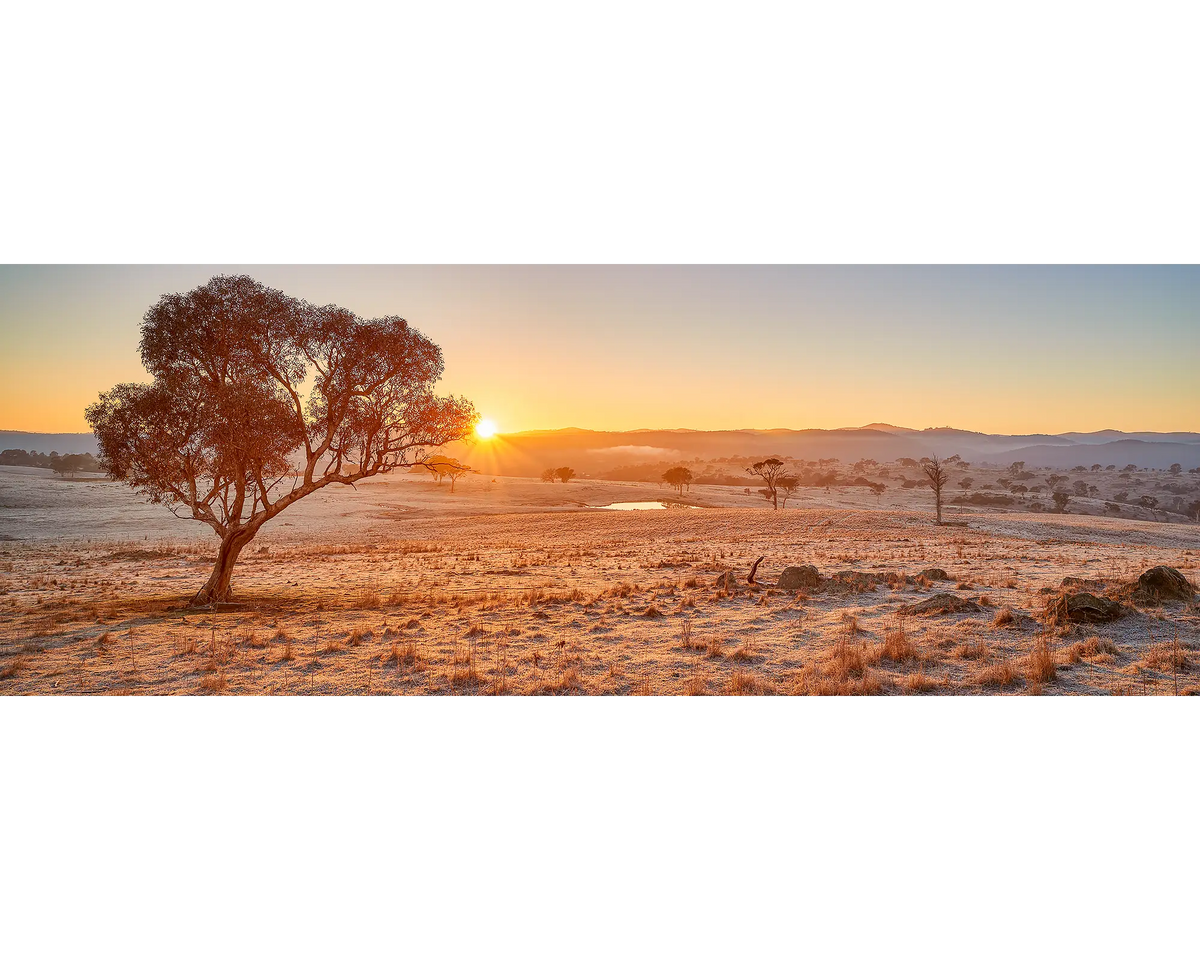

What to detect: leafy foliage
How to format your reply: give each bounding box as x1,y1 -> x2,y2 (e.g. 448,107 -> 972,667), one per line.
86,275 -> 476,603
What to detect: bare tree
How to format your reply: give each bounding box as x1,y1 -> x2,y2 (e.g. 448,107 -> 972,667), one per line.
747,458 -> 788,510
540,468 -> 556,483
86,275 -> 476,606
923,454 -> 949,524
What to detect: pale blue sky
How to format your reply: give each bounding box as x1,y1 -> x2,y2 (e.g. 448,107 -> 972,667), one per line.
1,265 -> 1196,433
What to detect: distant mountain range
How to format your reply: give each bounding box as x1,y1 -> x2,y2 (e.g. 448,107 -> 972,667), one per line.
5,425 -> 1200,475
448,425 -> 1200,475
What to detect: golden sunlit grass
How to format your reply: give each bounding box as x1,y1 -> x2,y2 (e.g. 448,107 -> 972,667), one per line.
6,488 -> 1198,696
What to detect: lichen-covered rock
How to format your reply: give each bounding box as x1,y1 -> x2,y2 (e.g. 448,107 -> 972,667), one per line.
1047,591 -> 1125,623
919,568 -> 950,581
1132,566 -> 1194,604
898,592 -> 981,616
777,565 -> 821,591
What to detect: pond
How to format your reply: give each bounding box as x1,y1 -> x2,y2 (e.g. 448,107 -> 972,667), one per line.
597,501 -> 700,511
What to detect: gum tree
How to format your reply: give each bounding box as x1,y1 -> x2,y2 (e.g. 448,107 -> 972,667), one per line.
86,275 -> 477,606
747,458 -> 789,510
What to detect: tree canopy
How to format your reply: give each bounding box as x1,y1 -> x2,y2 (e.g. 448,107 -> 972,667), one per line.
747,458 -> 791,510
662,466 -> 693,495
86,275 -> 476,605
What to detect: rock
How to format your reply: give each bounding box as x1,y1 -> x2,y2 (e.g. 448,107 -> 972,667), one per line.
827,570 -> 881,593
1132,566 -> 1195,604
714,570 -> 742,592
1047,592 -> 1125,624
919,568 -> 950,581
898,592 -> 982,616
778,565 -> 821,591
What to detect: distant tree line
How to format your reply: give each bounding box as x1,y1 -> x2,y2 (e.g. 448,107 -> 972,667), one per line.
1,449 -> 103,475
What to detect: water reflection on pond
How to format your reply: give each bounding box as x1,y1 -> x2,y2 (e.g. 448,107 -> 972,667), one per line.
597,501 -> 700,511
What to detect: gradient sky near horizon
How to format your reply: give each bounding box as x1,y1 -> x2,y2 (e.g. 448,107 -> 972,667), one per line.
1,265 -> 1197,435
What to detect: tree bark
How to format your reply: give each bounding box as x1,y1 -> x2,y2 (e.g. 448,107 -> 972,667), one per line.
191,529 -> 254,606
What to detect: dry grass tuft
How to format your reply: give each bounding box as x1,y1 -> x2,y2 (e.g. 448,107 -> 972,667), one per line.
1142,641 -> 1190,673
1027,637 -> 1057,685
1062,636 -> 1119,663
954,640 -> 990,661
238,629 -> 269,649
280,640 -> 295,662
355,588 -> 381,610
992,607 -> 1015,628
729,639 -> 760,663
839,611 -> 864,635
876,621 -> 918,663
684,675 -> 707,696
705,636 -> 725,659
199,669 -> 228,693
0,658 -> 26,680
553,666 -> 581,693
727,669 -> 775,695
347,627 -> 372,647
792,661 -> 883,696
904,666 -> 942,693
680,618 -> 705,651
976,660 -> 1019,688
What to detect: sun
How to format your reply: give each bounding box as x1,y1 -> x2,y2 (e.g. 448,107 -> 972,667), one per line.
475,418 -> 498,440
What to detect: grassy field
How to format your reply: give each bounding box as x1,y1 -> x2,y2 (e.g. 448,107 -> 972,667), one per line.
2,470 -> 1197,695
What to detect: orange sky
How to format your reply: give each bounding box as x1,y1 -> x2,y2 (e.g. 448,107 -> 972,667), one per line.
2,265 -> 1197,435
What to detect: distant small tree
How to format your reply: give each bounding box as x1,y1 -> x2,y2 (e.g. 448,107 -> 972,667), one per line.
554,466 -> 576,484
1187,500 -> 1200,522
662,466 -> 694,496
540,468 -> 556,483
1053,490 -> 1071,513
922,454 -> 949,524
747,458 -> 788,510
958,476 -> 974,490
1008,461 -> 1025,478
1072,480 -> 1088,497
420,457 -> 474,492
1168,463 -> 1182,475
1091,463 -> 1102,472
1139,495 -> 1160,520
777,475 -> 800,508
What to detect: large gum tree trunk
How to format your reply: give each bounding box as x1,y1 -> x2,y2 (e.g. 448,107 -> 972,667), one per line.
191,529 -> 254,606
